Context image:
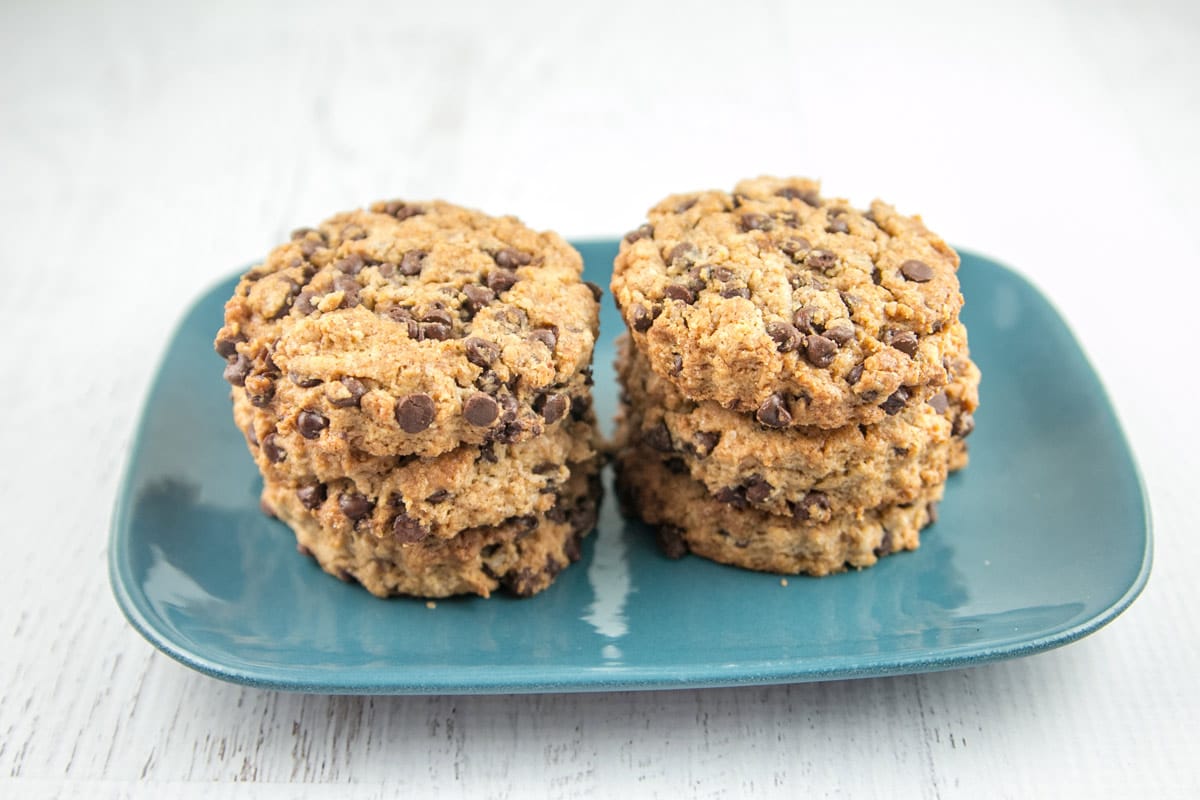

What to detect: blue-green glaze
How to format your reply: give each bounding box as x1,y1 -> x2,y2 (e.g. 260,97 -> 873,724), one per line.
108,242 -> 1152,694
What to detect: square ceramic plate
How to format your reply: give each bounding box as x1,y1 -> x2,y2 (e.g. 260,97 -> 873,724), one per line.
109,241 -> 1151,694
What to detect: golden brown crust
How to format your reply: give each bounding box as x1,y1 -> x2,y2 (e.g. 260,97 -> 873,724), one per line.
615,336 -> 978,519
616,448 -> 939,576
216,200 -> 600,458
267,460 -> 602,598
610,176 -> 964,429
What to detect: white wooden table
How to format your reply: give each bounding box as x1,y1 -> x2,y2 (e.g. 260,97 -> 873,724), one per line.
3,1 -> 1198,796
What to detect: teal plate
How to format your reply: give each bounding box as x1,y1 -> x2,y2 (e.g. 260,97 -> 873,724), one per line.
109,241 -> 1151,694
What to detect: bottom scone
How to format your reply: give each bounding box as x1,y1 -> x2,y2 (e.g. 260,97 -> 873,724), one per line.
263,459 -> 602,598
616,447 -> 942,576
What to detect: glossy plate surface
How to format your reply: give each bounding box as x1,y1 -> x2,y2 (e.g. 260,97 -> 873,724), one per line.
109,242 -> 1151,694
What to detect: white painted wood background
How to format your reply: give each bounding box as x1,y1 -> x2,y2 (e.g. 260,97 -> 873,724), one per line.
2,0 -> 1198,796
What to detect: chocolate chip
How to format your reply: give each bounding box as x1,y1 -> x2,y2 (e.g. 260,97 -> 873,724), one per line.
339,492 -> 373,520
478,442 -> 498,463
465,337 -> 500,368
334,254 -> 364,275
332,274 -> 360,308
874,528 -> 893,558
881,387 -> 910,415
766,320 -> 802,353
825,218 -> 850,234
421,307 -> 454,327
462,284 -> 495,314
290,227 -> 320,241
953,412 -> 976,437
297,482 -> 326,510
463,393 -> 499,426
295,290 -> 317,315
215,335 -> 244,359
420,321 -> 451,341
530,327 -> 557,351
493,248 -> 532,268
532,462 -> 558,475
300,239 -> 323,258
692,431 -> 720,458
715,486 -> 750,510
721,286 -> 750,299
684,266 -> 707,292
247,377 -> 274,407
376,200 -> 423,220
398,250 -> 426,276
792,307 -> 815,333
296,409 -> 328,439
711,266 -> 734,282
804,335 -> 838,367
642,421 -> 673,452
223,354 -> 251,386
569,395 -> 591,421
900,259 -> 934,282
262,433 -> 286,463
582,280 -> 602,301
806,249 -> 838,270
744,477 -> 772,504
630,303 -> 653,332
667,242 -> 700,266
928,391 -> 949,414
487,269 -> 518,293
246,426 -> 259,447
330,377 -> 367,408
386,306 -> 413,326
738,213 -> 772,233
675,197 -> 698,213
885,329 -> 919,357
393,512 -> 429,543
927,502 -> 939,524
847,364 -> 864,385
793,490 -> 830,521
395,394 -> 436,433
290,373 -> 323,388
756,394 -> 792,428
624,224 -> 654,243
779,237 -> 812,258
776,187 -> 819,206
296,543 -> 313,557
664,284 -> 695,304
376,262 -> 397,277
670,354 -> 683,375
538,393 -> 569,424
656,525 -> 689,559
824,323 -> 855,345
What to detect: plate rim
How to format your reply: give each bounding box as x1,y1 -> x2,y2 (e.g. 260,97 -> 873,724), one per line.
108,244 -> 1153,695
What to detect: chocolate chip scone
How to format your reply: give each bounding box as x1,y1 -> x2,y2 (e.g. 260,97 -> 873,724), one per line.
616,447 -> 940,576
611,176 -> 963,429
616,333 -> 979,520
216,199 -> 604,598
235,390 -> 600,538
216,200 -> 601,458
266,458 -> 602,598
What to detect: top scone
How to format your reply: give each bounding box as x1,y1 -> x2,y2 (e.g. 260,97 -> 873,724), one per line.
611,176 -> 964,429
215,200 -> 600,458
